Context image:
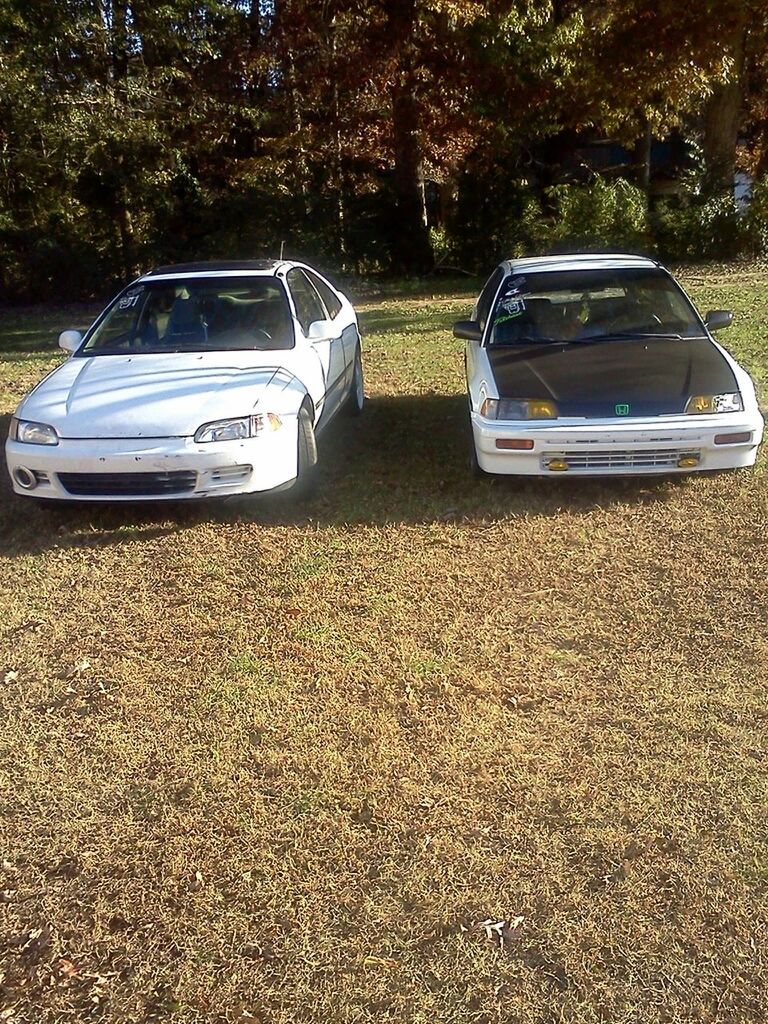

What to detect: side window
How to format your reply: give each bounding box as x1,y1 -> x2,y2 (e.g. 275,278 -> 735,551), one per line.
476,267 -> 504,330
286,269 -> 325,334
305,270 -> 343,320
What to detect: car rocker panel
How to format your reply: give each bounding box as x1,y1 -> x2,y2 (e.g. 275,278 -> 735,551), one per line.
463,255 -> 764,477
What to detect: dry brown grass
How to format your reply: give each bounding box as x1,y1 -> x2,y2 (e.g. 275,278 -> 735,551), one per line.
1,268 -> 767,1023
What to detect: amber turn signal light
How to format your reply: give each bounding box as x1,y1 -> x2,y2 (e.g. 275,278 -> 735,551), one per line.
495,439 -> 534,450
714,431 -> 751,445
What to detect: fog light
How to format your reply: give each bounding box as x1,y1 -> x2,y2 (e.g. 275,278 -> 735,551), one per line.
13,467 -> 38,490
496,439 -> 534,450
714,431 -> 752,445
677,455 -> 701,468
547,458 -> 569,472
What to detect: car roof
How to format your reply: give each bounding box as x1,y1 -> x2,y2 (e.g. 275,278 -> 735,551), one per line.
140,259 -> 290,281
503,253 -> 661,275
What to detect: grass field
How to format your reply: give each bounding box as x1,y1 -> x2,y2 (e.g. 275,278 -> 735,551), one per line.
1,266 -> 768,1024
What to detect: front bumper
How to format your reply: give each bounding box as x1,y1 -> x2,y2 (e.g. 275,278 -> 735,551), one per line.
5,427 -> 299,501
471,410 -> 765,477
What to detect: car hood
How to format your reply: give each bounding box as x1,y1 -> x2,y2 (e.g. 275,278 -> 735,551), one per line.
19,352 -> 292,439
487,336 -> 738,416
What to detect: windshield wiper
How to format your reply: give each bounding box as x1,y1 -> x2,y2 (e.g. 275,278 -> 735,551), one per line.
572,331 -> 705,343
491,337 -> 563,346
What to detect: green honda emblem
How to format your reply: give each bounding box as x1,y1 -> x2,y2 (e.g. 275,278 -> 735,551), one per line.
615,403 -> 630,416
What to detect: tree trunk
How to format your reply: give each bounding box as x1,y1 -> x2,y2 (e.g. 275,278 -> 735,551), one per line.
702,10 -> 747,194
391,81 -> 432,273
634,118 -> 652,205
386,0 -> 433,275
116,201 -> 136,279
110,0 -> 129,83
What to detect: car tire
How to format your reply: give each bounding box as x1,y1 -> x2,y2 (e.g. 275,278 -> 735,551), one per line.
343,345 -> 365,416
293,403 -> 318,499
33,498 -> 77,509
469,438 -> 487,478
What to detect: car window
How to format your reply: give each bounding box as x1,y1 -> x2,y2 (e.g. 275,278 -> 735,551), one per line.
287,269 -> 326,333
486,268 -> 705,346
81,278 -> 294,354
305,270 -> 343,320
476,267 -> 504,330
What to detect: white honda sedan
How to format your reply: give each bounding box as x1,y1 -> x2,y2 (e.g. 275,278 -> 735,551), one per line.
456,254 -> 764,477
7,260 -> 364,502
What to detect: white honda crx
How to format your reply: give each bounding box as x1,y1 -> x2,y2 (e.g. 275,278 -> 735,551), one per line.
456,254 -> 764,477
7,260 -> 364,502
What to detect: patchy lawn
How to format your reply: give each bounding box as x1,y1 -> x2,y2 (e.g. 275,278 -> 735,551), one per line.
1,266 -> 767,1024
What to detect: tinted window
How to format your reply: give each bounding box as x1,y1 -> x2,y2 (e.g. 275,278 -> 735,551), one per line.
82,278 -> 294,354
487,268 -> 703,346
305,270 -> 343,320
287,269 -> 325,333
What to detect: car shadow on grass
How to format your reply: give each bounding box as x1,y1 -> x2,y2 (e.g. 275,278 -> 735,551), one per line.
0,398 -> 695,556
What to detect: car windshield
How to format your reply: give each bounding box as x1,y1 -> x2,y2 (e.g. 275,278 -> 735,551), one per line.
487,268 -> 705,346
81,278 -> 294,355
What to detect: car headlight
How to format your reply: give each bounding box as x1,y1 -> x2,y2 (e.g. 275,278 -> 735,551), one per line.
480,398 -> 558,420
9,417 -> 59,445
685,393 -> 743,414
194,413 -> 282,442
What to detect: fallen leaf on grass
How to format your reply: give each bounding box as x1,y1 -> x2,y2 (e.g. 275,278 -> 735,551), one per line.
57,957 -> 79,978
480,916 -> 525,949
3,670 -> 18,684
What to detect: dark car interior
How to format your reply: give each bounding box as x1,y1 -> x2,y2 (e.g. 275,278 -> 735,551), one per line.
489,270 -> 702,345
84,279 -> 295,353
150,290 -> 294,350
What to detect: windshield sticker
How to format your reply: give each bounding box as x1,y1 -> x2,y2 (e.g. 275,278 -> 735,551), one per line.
118,291 -> 141,310
502,275 -> 527,296
495,297 -> 526,323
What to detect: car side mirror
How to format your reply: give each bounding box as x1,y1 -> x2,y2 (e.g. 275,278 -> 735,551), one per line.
453,320 -> 483,341
58,330 -> 83,353
307,319 -> 335,342
704,310 -> 733,332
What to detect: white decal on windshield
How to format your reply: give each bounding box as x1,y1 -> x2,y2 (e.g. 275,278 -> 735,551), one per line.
495,297 -> 526,323
502,275 -> 527,296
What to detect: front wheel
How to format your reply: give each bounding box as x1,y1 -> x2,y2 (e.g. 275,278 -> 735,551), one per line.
292,404 -> 318,500
343,345 -> 365,416
469,437 -> 487,478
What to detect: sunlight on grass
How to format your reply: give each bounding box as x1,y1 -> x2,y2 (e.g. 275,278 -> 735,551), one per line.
0,268 -> 767,1022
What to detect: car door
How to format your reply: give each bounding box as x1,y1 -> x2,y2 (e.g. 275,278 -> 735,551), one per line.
304,268 -> 359,393
286,268 -> 337,423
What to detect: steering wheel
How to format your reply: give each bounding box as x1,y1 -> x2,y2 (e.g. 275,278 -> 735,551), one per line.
601,308 -> 663,333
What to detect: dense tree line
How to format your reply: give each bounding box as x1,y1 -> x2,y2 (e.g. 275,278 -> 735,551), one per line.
1,0 -> 767,300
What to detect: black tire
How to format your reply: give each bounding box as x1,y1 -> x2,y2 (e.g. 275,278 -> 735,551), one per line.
33,497 -> 78,509
469,437 -> 487,478
343,345 -> 365,416
467,393 -> 487,478
292,403 -> 318,499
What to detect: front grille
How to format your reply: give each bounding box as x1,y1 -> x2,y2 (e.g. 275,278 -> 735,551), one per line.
542,448 -> 701,471
58,471 -> 198,496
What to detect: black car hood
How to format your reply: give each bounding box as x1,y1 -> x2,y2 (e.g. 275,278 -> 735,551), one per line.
487,337 -> 738,416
